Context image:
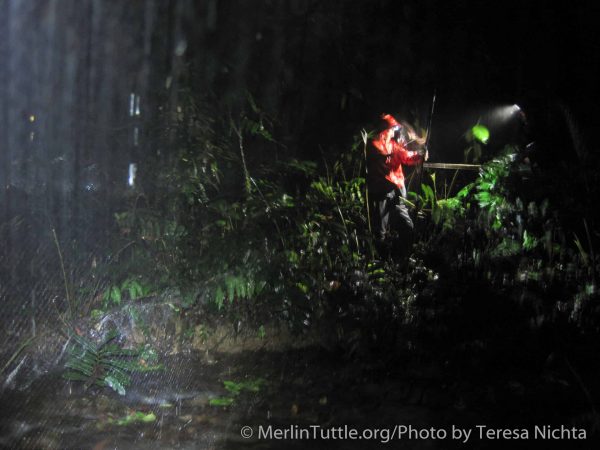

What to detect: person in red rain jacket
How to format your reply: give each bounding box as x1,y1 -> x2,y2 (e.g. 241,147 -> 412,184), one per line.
367,113 -> 427,253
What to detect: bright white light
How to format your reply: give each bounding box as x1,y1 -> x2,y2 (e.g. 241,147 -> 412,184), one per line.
490,105 -> 521,123
129,93 -> 135,117
128,163 -> 137,187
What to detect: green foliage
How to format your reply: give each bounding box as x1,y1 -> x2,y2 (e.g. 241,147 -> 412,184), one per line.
436,184 -> 472,230
522,229 -> 539,251
98,91 -> 599,352
90,309 -> 104,321
103,97 -> 420,338
103,286 -> 122,307
113,208 -> 188,280
101,278 -> 152,309
257,325 -> 266,339
471,124 -> 490,144
410,150 -> 517,236
211,273 -> 267,310
196,168 -> 372,325
209,397 -> 235,407
408,173 -> 472,231
63,330 -> 161,395
210,378 -> 266,407
108,411 -> 156,426
464,122 -> 490,162
475,152 -> 512,230
138,344 -> 159,364
223,378 -> 265,395
412,142 -> 600,333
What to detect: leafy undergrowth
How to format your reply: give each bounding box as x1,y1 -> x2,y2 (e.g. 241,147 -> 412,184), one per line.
210,378 -> 266,407
103,410 -> 156,427
63,329 -> 162,395
45,94 -> 600,433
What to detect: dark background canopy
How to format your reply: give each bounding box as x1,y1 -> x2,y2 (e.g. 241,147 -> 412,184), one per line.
2,0 -> 599,203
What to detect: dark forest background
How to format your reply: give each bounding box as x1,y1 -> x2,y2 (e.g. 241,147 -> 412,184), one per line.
2,0 -> 600,213
2,2 -> 600,446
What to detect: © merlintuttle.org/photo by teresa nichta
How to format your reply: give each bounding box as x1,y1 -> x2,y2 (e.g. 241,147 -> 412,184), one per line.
255,424 -> 587,442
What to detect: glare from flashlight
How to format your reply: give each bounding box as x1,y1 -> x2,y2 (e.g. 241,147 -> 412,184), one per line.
490,104 -> 521,123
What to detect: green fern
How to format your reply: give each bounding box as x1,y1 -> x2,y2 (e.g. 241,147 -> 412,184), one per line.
63,329 -> 160,395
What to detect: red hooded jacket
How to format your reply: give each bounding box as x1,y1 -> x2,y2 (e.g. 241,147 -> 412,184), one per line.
367,114 -> 423,194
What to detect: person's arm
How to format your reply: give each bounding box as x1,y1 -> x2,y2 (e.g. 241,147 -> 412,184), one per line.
393,141 -> 426,166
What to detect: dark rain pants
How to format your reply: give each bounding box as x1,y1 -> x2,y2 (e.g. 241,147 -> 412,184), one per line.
370,186 -> 414,258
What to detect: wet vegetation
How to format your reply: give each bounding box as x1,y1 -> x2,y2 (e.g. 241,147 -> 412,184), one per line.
2,1 -> 600,448
3,71 -> 600,450
30,88 -> 598,444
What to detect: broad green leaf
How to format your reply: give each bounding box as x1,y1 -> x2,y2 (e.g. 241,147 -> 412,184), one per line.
472,124 -> 490,144
104,375 -> 127,395
209,397 -> 235,407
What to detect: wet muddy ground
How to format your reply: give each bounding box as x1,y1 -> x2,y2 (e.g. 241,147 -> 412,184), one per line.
1,347 -> 598,449
0,348 -> 447,450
